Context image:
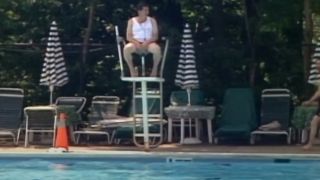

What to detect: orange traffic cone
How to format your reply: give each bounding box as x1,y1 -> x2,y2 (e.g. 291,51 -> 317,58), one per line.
54,112 -> 69,151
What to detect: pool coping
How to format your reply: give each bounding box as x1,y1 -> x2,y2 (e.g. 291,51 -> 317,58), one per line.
1,149 -> 320,160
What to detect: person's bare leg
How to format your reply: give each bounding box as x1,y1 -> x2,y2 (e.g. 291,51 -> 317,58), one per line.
123,43 -> 137,77
303,115 -> 320,150
148,43 -> 161,77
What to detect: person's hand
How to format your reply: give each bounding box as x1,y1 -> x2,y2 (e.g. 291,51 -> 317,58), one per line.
302,100 -> 312,106
134,42 -> 142,49
141,41 -> 149,49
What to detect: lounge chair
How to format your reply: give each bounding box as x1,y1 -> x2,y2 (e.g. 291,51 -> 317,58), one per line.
55,96 -> 86,114
250,89 -> 292,144
90,96 -> 120,119
72,96 -> 116,144
107,95 -> 167,145
55,96 -> 87,143
0,88 -> 24,144
84,96 -> 166,145
214,88 -> 257,144
20,106 -> 57,147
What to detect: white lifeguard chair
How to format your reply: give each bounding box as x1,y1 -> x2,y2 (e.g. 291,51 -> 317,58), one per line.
115,26 -> 169,150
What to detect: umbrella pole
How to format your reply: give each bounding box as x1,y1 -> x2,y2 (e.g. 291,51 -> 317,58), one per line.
187,88 -> 191,106
189,118 -> 192,137
187,89 -> 192,137
49,85 -> 54,105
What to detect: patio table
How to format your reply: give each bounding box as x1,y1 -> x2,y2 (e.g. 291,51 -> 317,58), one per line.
164,105 -> 215,144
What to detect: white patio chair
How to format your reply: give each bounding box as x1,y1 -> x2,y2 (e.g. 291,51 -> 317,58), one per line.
20,106 -> 57,147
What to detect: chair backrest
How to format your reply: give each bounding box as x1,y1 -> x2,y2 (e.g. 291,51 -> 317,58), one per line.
89,96 -> 120,122
0,88 -> 24,130
260,89 -> 291,129
170,90 -> 205,106
24,106 -> 57,130
55,96 -> 86,114
115,25 -> 169,78
220,88 -> 257,129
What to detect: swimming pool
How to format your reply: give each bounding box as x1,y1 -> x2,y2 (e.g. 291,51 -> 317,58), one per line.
0,153 -> 320,180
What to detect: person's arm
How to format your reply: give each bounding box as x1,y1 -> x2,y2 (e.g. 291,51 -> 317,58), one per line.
303,89 -> 320,106
126,18 -> 141,47
143,17 -> 158,45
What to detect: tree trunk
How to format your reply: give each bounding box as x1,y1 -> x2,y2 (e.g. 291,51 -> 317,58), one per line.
80,1 -> 95,94
303,0 -> 313,83
243,0 -> 257,87
212,0 -> 224,46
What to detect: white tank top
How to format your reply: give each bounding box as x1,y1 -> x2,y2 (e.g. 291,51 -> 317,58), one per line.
132,17 -> 153,42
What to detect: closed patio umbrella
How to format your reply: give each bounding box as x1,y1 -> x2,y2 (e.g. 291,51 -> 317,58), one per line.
174,23 -> 199,105
308,39 -> 320,86
40,21 -> 69,104
174,23 -> 200,144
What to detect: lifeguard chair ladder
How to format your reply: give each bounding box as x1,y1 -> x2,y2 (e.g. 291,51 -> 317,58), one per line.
115,26 -> 169,150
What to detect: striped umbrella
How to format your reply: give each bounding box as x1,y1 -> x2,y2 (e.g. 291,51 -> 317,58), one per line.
308,40 -> 320,86
175,23 -> 199,105
40,21 -> 69,104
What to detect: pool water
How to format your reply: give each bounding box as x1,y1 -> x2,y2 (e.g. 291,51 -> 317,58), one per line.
0,155 -> 320,180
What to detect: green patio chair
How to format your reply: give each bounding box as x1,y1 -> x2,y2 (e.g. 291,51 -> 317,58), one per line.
214,88 -> 257,144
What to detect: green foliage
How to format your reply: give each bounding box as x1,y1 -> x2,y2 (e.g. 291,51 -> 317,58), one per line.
0,0 -> 315,109
292,106 -> 317,129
